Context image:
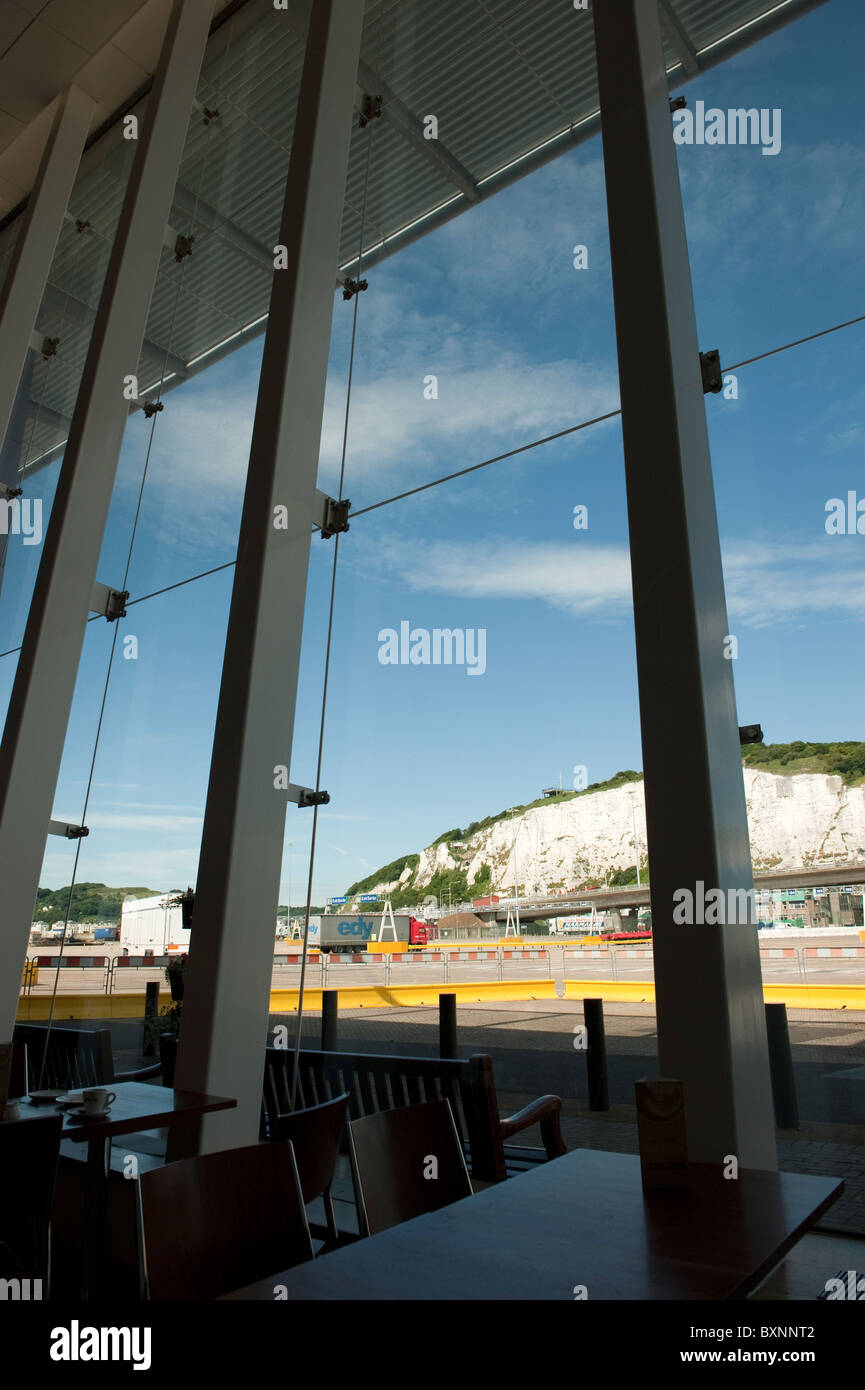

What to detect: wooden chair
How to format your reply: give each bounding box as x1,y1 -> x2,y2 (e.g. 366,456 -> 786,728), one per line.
137,1140 -> 314,1300
263,1047 -> 566,1183
0,1112 -> 63,1288
348,1098 -> 473,1238
12,1024 -> 161,1089
270,1093 -> 350,1247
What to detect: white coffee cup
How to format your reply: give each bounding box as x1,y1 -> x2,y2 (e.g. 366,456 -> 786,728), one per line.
82,1088 -> 116,1115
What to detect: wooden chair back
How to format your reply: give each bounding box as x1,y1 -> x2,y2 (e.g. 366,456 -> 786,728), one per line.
269,1092 -> 349,1204
137,1140 -> 313,1299
348,1098 -> 473,1237
262,1047 -> 509,1182
12,1024 -> 114,1089
6,1042 -> 28,1098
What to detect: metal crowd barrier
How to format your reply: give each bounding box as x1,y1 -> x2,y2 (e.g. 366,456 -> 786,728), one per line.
20,941 -> 865,997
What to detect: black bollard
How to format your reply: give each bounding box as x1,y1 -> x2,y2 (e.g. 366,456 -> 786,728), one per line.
765,1002 -> 799,1129
584,997 -> 609,1111
143,980 -> 159,1057
321,990 -> 338,1051
439,993 -> 458,1058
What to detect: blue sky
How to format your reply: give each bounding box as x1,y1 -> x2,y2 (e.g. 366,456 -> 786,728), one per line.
1,0 -> 864,904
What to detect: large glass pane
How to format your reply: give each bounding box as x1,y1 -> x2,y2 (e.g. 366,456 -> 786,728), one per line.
681,0 -> 865,1234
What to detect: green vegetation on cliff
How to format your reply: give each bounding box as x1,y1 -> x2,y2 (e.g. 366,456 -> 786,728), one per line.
742,740 -> 865,784
33,883 -> 159,924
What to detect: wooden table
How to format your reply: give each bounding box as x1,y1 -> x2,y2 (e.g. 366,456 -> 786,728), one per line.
226,1149 -> 843,1301
19,1082 -> 235,1298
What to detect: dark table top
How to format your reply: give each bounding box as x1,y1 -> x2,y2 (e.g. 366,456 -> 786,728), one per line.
15,1082 -> 235,1142
225,1149 -> 843,1302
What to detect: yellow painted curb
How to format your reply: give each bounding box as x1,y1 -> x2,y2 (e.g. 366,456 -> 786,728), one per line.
16,991 -> 172,1021
761,982 -> 865,1011
562,979 -> 865,1010
17,978 -> 865,1022
19,982 -> 558,1020
270,980 -> 559,1010
563,979 -> 657,1004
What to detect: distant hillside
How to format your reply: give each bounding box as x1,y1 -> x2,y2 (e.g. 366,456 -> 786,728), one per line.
33,883 -> 164,924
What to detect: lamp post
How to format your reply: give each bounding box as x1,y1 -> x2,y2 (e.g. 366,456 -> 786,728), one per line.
286,841 -> 292,933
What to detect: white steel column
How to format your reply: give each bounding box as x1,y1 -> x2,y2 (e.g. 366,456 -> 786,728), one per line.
0,86 -> 95,452
0,0 -> 215,1041
593,0 -> 776,1167
173,0 -> 364,1150
0,349 -> 36,590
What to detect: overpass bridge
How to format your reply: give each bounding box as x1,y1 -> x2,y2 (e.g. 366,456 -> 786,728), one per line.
484,864 -> 865,925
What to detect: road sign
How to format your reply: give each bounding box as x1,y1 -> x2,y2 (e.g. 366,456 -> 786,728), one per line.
329,896 -> 347,905
360,893 -> 378,902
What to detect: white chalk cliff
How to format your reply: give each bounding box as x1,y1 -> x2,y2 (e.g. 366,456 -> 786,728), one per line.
370,771 -> 865,897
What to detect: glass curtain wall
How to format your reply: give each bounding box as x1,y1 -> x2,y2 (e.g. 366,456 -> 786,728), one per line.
12,2 -> 305,1081
679,0 -> 865,1230
276,0 -> 652,1146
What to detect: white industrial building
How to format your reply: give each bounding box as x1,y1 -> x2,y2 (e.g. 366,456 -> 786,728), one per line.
120,894 -> 190,954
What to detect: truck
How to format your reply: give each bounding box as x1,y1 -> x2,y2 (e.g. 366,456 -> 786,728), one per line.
318,913 -> 431,954
471,895 -> 500,909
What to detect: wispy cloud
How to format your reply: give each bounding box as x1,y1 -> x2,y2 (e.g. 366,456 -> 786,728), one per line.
722,538 -> 865,628
352,534 -> 865,628
320,354 -> 619,491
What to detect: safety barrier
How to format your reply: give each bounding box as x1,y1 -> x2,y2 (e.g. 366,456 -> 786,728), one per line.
804,946 -> 865,957
22,955 -> 111,994
21,940 -> 865,998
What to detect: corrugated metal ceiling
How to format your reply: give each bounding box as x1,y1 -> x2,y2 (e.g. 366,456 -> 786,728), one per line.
12,0 -> 827,472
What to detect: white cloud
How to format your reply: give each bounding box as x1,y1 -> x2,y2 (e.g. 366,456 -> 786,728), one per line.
320,354 -> 619,490
81,811 -> 203,832
351,534 -> 865,628
722,538 -> 865,628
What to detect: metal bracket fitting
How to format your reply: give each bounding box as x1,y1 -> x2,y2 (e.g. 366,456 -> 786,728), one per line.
174,233 -> 195,263
0,483 -> 22,500
700,349 -> 723,394
287,783 -> 330,808
75,218 -> 91,234
342,277 -> 368,301
48,819 -> 90,839
193,98 -> 221,126
359,94 -> 383,128
738,724 -> 763,745
670,95 -> 687,112
29,330 -> 59,358
91,582 -> 129,622
142,400 -> 164,418
315,491 -> 351,539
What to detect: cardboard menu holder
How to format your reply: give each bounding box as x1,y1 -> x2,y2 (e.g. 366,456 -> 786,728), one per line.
635,1077 -> 690,1191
